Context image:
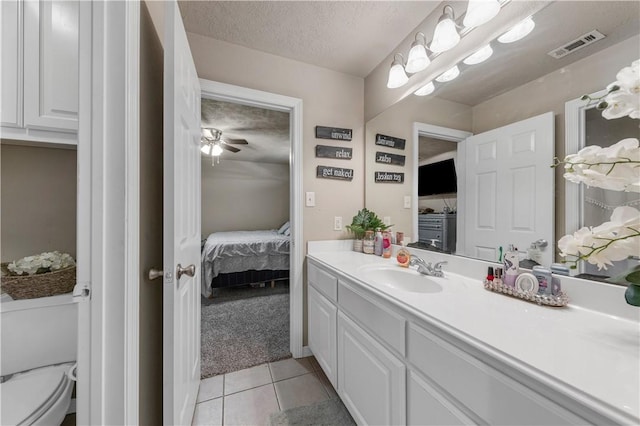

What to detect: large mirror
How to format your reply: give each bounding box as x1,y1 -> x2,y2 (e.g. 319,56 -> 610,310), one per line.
365,1 -> 639,279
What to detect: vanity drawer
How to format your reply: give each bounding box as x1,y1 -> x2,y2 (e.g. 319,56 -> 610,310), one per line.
338,279 -> 405,356
308,261 -> 338,302
407,323 -> 585,425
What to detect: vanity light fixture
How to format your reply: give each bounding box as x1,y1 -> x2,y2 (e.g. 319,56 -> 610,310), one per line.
498,16 -> 535,43
435,65 -> 460,82
463,0 -> 501,28
405,32 -> 431,74
414,81 -> 435,96
386,53 -> 409,89
463,44 -> 494,65
430,5 -> 460,53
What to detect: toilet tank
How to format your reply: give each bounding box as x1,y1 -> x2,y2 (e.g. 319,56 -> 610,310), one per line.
1,294 -> 77,377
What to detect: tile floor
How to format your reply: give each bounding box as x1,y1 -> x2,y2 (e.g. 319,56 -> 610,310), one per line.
193,356 -> 338,426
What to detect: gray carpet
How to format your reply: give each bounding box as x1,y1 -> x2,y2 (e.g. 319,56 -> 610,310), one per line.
201,282 -> 291,378
268,398 -> 356,426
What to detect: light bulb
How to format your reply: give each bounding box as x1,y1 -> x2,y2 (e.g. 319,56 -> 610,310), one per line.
463,44 -> 493,65
498,17 -> 535,44
405,38 -> 430,74
430,6 -> 460,53
386,55 -> 409,89
435,65 -> 460,82
211,143 -> 223,156
201,143 -> 211,155
414,81 -> 435,96
463,0 -> 500,28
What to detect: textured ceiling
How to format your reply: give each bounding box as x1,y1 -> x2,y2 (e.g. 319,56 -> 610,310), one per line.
201,98 -> 289,164
178,1 -> 440,78
418,136 -> 457,162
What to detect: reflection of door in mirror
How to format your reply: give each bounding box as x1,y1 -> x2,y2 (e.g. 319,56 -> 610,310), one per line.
567,101 -> 640,279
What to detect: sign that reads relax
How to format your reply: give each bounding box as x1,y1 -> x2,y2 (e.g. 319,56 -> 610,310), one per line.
316,145 -> 352,160
375,133 -> 406,150
375,171 -> 404,183
315,126 -> 353,141
375,151 -> 405,166
317,166 -> 354,181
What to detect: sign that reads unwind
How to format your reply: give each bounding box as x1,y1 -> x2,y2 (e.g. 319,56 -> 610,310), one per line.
375,171 -> 404,183
375,133 -> 406,150
317,166 -> 354,181
316,145 -> 352,160
315,126 -> 352,141
375,151 -> 405,166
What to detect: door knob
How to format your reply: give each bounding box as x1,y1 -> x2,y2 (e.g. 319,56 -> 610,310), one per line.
177,263 -> 196,279
148,268 -> 164,280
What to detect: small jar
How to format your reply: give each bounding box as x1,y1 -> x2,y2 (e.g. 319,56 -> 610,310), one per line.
363,231 -> 375,254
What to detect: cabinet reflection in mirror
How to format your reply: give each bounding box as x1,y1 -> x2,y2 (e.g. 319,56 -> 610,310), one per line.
364,1 -> 639,281
565,92 -> 640,282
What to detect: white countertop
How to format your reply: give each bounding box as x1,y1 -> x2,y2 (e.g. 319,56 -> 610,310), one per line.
307,243 -> 640,424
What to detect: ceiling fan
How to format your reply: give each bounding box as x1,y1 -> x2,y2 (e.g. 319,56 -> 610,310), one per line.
200,127 -> 249,156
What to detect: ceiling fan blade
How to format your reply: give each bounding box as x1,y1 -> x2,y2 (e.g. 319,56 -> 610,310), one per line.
221,143 -> 241,153
223,138 -> 249,145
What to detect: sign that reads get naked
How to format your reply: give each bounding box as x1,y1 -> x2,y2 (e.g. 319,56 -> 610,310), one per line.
315,126 -> 353,141
375,133 -> 406,150
375,151 -> 405,166
375,171 -> 404,183
317,166 -> 354,181
316,145 -> 352,160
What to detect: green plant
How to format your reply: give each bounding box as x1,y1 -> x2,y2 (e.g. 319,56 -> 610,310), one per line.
346,208 -> 392,239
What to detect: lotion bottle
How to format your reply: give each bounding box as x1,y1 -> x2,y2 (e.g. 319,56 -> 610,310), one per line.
374,228 -> 383,256
503,244 -> 519,287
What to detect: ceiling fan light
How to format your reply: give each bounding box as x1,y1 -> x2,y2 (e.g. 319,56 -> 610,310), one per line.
414,81 -> 435,96
463,0 -> 500,28
463,44 -> 493,65
211,143 -> 223,156
435,65 -> 460,83
387,54 -> 409,89
498,17 -> 535,44
201,143 -> 212,155
430,6 -> 460,53
405,34 -> 431,74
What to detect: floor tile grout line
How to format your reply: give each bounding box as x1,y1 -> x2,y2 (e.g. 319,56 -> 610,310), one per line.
221,375 -> 225,426
272,382 -> 282,412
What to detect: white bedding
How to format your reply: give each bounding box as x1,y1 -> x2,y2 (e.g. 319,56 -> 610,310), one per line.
201,230 -> 290,297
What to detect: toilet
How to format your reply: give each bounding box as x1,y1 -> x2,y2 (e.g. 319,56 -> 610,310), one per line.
1,293 -> 77,425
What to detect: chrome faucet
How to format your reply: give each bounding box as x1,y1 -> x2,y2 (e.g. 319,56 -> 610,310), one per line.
409,257 -> 447,277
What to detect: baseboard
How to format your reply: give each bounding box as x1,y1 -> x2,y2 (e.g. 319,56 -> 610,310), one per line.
301,346 -> 313,358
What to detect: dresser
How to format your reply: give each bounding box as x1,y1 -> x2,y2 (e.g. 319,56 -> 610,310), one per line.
418,213 -> 456,252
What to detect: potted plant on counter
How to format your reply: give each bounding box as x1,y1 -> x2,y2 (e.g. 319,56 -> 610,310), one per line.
347,208 -> 391,252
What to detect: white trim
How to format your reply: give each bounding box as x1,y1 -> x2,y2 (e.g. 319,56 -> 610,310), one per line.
301,346 -> 314,358
412,123 -> 472,244
199,79 -> 305,358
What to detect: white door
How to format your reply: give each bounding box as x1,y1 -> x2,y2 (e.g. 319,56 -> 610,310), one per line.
163,1 -> 202,425
461,112 -> 554,265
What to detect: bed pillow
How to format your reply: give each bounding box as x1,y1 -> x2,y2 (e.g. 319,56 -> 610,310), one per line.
278,221 -> 290,234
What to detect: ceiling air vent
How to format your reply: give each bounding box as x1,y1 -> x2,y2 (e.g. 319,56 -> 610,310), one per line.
547,30 -> 606,59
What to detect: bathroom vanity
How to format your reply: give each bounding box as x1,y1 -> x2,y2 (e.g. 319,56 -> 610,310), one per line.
307,241 -> 640,426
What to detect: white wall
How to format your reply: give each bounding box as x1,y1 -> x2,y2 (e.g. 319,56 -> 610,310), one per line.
0,143 -> 77,262
201,159 -> 289,235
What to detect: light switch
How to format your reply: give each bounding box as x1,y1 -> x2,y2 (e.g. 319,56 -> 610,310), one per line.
383,216 -> 391,226
404,195 -> 411,209
334,216 -> 342,231
306,192 -> 315,207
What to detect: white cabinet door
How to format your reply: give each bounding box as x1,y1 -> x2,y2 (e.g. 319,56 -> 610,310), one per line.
308,286 -> 337,388
0,0 -> 22,127
408,370 -> 475,425
23,0 -> 78,132
337,312 -> 405,426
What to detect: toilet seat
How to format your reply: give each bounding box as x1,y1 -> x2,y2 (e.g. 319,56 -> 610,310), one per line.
1,363 -> 74,426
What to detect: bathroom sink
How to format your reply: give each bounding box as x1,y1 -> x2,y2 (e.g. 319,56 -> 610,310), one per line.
358,266 -> 443,294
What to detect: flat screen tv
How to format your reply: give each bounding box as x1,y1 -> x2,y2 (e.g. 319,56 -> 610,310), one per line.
418,158 -> 457,196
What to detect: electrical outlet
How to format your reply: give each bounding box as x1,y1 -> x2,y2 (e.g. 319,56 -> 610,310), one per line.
383,216 -> 391,226
334,216 -> 342,231
404,195 -> 411,209
306,192 -> 315,207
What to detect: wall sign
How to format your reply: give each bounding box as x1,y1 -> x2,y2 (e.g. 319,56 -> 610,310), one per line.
375,151 -> 405,166
317,166 -> 354,181
375,171 -> 404,183
375,133 -> 406,150
316,145 -> 352,160
316,126 -> 352,141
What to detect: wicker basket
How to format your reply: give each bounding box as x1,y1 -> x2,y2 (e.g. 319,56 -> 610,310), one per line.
0,264 -> 76,300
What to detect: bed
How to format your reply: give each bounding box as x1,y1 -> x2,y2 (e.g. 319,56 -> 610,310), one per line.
200,228 -> 290,298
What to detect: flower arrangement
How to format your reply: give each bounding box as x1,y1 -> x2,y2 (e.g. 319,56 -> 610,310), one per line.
7,251 -> 76,276
554,59 -> 640,306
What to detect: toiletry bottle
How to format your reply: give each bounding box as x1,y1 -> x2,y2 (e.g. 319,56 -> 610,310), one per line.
486,267 -> 494,282
503,244 -> 519,287
494,267 -> 503,285
532,265 -> 552,295
550,263 -> 569,296
374,228 -> 383,256
396,232 -> 404,246
396,244 -> 411,267
382,232 -> 392,258
363,231 -> 375,254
